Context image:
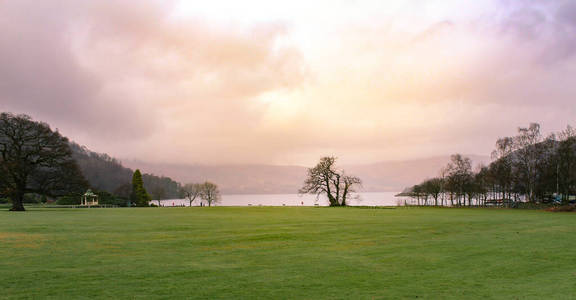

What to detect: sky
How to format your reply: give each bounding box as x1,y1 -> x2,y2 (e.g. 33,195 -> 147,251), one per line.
1,0 -> 576,166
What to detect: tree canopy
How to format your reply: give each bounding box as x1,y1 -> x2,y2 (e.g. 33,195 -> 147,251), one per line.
182,183 -> 203,206
200,181 -> 221,207
299,156 -> 362,206
0,113 -> 87,211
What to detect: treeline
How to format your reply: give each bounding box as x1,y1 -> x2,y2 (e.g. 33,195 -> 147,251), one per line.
405,123 -> 576,207
70,143 -> 183,201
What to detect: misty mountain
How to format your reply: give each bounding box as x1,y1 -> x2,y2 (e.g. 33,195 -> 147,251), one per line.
123,155 -> 490,194
122,161 -> 306,194
70,143 -> 182,199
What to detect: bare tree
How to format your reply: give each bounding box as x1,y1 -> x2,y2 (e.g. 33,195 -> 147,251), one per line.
406,122 -> 576,206
299,157 -> 338,205
420,178 -> 443,206
556,126 -> 576,203
491,137 -> 514,202
341,174 -> 362,206
299,156 -> 362,206
200,182 -> 220,207
182,183 -> 203,206
474,165 -> 491,206
410,184 -> 423,205
151,186 -> 165,206
558,125 -> 576,141
0,113 -> 87,211
513,123 -> 542,202
444,154 -> 473,206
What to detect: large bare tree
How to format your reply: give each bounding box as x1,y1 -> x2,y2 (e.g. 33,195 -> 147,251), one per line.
0,113 -> 87,211
182,183 -> 203,206
200,181 -> 220,207
299,156 -> 362,206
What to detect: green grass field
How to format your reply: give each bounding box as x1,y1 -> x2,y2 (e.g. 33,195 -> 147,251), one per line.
1,207 -> 575,299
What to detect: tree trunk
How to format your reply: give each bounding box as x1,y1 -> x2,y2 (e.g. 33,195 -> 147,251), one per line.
341,186 -> 350,206
327,193 -> 339,206
10,192 -> 26,211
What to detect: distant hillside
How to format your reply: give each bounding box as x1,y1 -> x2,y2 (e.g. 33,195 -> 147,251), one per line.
123,155 -> 490,194
122,161 -> 306,194
70,143 -> 182,199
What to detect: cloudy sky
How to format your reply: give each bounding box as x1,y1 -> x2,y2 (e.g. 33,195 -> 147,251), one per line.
1,0 -> 575,166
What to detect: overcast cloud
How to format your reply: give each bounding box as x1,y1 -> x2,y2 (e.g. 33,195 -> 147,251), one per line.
1,0 -> 575,166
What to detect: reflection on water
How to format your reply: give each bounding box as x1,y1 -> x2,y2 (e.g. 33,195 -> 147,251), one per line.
157,192 -> 405,207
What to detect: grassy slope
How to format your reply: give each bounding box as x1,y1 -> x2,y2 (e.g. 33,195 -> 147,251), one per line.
1,207 -> 575,299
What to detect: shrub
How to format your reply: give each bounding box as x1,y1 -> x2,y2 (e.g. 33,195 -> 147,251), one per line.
57,195 -> 81,205
97,191 -> 126,206
546,205 -> 576,212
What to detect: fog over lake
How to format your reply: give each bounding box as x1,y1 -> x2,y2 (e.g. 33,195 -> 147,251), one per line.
157,192 -> 404,207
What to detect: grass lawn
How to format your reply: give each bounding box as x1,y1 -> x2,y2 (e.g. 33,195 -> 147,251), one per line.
1,207 -> 575,299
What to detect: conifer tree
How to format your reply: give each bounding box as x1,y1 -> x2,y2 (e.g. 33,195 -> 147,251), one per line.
130,169 -> 151,206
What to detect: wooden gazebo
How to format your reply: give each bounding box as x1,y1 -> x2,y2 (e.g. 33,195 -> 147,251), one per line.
81,189 -> 99,206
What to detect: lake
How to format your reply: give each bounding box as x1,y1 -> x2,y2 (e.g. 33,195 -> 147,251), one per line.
157,192 -> 405,207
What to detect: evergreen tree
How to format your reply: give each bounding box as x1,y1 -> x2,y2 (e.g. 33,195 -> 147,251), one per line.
130,169 -> 151,206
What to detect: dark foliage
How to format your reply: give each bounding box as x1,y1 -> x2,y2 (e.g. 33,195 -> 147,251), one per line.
131,169 -> 151,207
0,113 -> 88,211
70,143 -> 132,195
70,142 -> 182,200
57,195 -> 81,205
97,190 -> 127,207
143,174 -> 182,200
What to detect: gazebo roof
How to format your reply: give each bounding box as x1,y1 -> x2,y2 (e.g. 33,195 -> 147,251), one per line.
83,189 -> 97,197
